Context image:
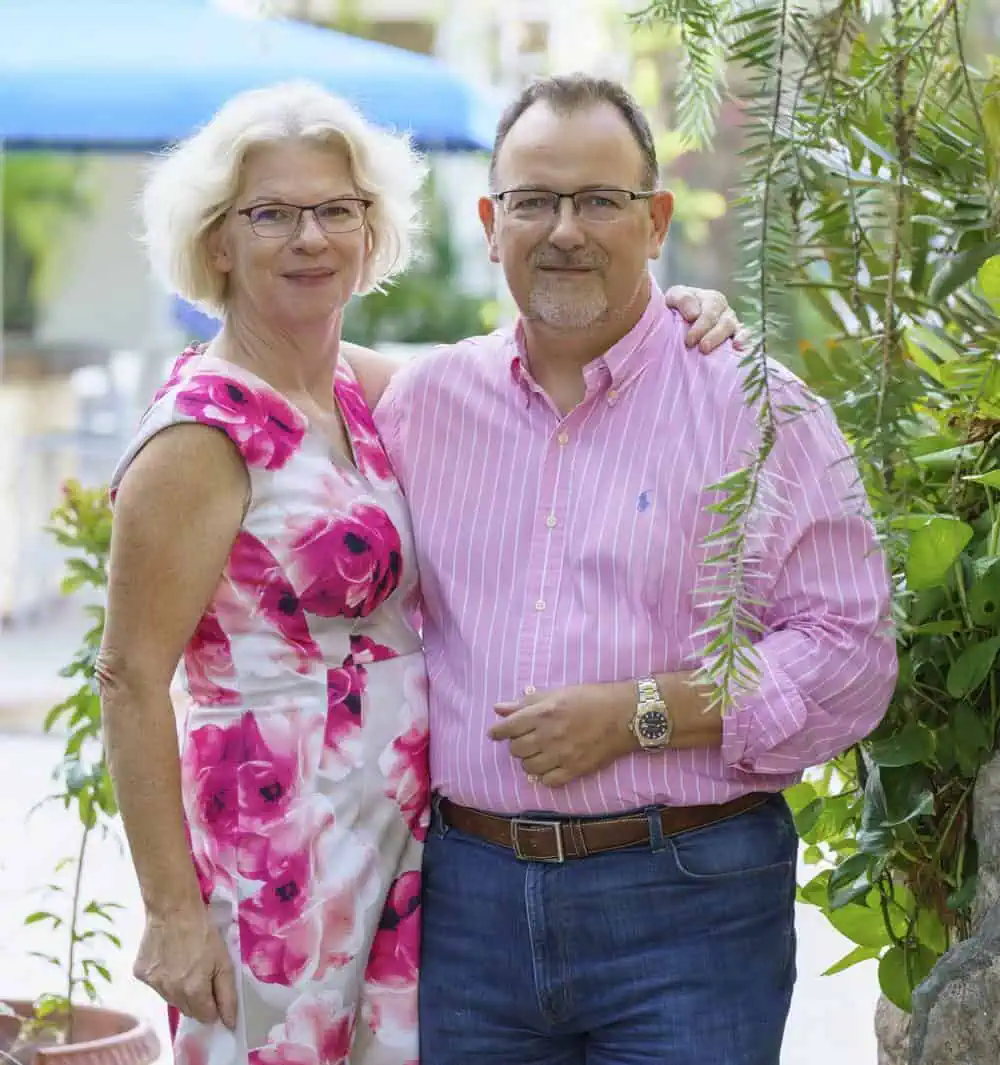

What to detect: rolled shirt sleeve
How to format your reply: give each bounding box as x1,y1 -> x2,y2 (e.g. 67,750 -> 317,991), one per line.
717,388 -> 897,777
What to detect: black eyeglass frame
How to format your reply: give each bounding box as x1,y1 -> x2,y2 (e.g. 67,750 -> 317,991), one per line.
236,197 -> 374,237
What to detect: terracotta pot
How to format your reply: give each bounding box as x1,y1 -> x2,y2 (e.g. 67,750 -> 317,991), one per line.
0,1001 -> 160,1065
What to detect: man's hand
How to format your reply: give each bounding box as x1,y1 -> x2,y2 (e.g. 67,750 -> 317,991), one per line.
489,683 -> 635,788
664,285 -> 752,353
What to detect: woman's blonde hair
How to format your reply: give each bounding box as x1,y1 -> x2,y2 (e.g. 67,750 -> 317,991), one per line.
141,80 -> 428,317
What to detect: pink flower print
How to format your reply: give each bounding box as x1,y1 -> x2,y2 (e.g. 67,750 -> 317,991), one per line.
365,872 -> 421,987
238,850 -> 319,986
350,633 -> 398,664
237,712 -> 304,827
227,532 -> 322,670
151,345 -> 201,405
380,673 -> 430,840
380,721 -> 430,842
173,1028 -> 211,1065
334,375 -> 395,483
184,609 -> 240,706
362,872 -> 421,1052
237,793 -> 333,882
176,372 -> 306,470
182,718 -> 244,855
250,990 -> 356,1065
293,503 -> 403,619
313,830 -> 382,978
321,659 -> 366,781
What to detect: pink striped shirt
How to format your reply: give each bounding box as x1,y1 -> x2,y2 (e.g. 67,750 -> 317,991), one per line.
373,281 -> 896,815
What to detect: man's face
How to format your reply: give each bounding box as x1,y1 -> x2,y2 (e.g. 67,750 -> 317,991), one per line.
480,101 -> 673,331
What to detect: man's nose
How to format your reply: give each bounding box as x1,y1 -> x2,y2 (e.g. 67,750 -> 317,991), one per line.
547,198 -> 585,249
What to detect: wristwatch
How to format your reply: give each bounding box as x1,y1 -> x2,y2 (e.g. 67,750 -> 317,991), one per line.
630,676 -> 673,749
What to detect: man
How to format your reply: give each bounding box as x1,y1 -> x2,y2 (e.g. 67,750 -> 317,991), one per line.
372,74 -> 896,1065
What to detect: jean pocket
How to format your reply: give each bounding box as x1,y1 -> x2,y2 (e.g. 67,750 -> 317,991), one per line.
668,796 -> 798,881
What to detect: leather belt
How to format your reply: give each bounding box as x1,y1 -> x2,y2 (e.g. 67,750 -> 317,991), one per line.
436,792 -> 771,863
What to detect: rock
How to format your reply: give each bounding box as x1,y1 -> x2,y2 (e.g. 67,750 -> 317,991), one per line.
972,753 -> 1000,931
905,751 -> 1000,1064
875,995 -> 911,1065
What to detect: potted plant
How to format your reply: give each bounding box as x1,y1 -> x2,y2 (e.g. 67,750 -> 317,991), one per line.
0,482 -> 159,1065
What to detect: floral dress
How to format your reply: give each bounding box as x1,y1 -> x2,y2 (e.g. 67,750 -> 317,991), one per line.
109,346 -> 429,1065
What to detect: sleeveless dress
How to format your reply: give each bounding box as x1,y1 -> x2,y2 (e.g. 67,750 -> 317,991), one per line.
109,346 -> 429,1065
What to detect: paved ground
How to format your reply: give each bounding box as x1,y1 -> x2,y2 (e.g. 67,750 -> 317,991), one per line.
0,608 -> 880,1063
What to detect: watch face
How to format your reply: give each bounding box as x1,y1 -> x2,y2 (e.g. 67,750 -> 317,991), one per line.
639,709 -> 669,741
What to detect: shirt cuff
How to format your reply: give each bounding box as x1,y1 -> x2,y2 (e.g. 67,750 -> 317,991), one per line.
720,657 -> 809,776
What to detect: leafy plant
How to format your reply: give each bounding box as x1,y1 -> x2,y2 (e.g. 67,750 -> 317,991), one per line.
3,481 -> 120,1060
1,153 -> 92,333
639,0 -> 1000,1012
343,170 -> 496,346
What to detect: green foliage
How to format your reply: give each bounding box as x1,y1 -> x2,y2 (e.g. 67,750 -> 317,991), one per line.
1,153 -> 92,332
647,0 -> 1000,1012
343,173 -> 495,346
13,481 -> 118,1050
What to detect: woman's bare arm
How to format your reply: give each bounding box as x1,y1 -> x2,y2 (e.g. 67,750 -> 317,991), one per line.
342,342 -> 408,410
97,422 -> 248,1026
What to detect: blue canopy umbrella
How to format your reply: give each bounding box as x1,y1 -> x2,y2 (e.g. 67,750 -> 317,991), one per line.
0,0 -> 502,358
0,0 -> 498,151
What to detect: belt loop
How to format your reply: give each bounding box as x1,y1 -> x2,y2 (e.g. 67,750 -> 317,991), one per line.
431,794 -> 450,839
646,805 -> 666,853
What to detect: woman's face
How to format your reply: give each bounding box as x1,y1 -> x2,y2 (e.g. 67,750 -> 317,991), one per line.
211,139 -> 370,329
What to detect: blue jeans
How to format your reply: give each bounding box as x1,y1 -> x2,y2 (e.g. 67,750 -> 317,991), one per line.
419,795 -> 798,1065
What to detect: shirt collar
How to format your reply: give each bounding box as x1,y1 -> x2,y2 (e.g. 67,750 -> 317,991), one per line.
509,275 -> 667,398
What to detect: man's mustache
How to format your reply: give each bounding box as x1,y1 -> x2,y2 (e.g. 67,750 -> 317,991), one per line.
531,253 -> 606,270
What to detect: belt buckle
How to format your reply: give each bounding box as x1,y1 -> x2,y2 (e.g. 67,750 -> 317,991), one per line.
510,818 -> 565,863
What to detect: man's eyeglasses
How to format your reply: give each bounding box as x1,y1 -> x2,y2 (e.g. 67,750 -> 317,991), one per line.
236,197 -> 373,239
492,187 -> 656,224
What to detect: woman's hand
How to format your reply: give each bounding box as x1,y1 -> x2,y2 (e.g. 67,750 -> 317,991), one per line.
134,907 -> 238,1029
664,285 -> 751,352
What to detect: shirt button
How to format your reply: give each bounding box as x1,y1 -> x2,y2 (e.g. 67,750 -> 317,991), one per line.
607,389 -> 619,405
534,599 -> 546,612
557,431 -> 570,445
524,684 -> 537,695
545,514 -> 557,528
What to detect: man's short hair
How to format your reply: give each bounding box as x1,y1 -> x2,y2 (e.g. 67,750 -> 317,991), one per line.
489,74 -> 658,191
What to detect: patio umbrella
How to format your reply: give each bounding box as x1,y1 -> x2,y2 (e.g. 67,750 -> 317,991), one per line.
0,0 -> 498,152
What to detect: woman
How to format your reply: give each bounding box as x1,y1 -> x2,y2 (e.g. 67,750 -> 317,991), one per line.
99,80 -> 738,1065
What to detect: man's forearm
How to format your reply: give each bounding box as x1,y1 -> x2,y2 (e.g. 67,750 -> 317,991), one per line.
593,673 -> 723,755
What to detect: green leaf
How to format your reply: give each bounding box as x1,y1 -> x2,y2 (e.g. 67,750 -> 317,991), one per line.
827,902 -> 892,949
947,874 -> 978,911
929,238 -> 1000,303
963,470 -> 1000,488
968,560 -> 1000,628
794,797 -> 824,839
828,853 -> 875,909
978,254 -> 1000,311
946,637 -> 1000,698
783,780 -> 817,814
798,870 -> 832,907
881,768 -> 935,827
906,518 -> 974,590
869,723 -> 935,767
879,943 -> 938,1013
823,944 -> 882,977
24,911 -> 59,926
803,844 -> 824,865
